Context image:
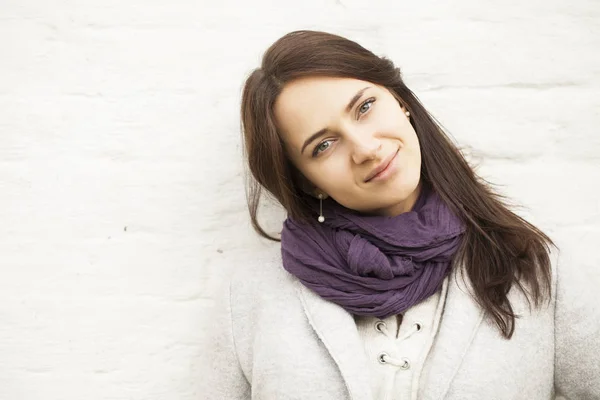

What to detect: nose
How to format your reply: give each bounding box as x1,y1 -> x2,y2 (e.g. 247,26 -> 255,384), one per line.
350,132 -> 382,164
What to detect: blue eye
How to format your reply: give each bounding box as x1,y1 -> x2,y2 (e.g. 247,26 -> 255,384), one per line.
358,98 -> 376,116
311,97 -> 376,158
313,140 -> 332,157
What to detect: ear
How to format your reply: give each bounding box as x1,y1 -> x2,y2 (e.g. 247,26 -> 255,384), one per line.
299,178 -> 329,200
314,190 -> 330,200
291,168 -> 320,197
289,164 -> 329,199
297,175 -> 315,196
397,101 -> 408,113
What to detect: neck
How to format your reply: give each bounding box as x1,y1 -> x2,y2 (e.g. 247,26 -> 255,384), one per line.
376,181 -> 423,217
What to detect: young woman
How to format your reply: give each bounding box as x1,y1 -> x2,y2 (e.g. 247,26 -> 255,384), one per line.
200,30 -> 599,399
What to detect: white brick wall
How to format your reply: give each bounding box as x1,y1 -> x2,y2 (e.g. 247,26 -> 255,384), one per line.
0,1 -> 598,399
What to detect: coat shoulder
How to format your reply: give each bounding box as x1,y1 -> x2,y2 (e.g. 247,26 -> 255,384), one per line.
552,235 -> 600,398
229,249 -> 301,310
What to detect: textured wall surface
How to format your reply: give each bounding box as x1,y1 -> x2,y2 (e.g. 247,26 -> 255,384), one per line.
0,0 -> 598,399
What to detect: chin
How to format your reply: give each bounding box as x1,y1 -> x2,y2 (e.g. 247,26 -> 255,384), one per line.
389,169 -> 421,197
346,173 -> 421,214
384,178 -> 421,210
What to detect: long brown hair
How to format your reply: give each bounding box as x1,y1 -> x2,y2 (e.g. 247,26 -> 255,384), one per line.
240,30 -> 554,339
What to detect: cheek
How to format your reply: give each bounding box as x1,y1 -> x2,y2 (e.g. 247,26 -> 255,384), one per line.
374,114 -> 411,144
306,159 -> 354,193
398,117 -> 419,148
403,137 -> 422,177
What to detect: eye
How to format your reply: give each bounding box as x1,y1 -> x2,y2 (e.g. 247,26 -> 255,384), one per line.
358,97 -> 376,117
312,140 -> 333,157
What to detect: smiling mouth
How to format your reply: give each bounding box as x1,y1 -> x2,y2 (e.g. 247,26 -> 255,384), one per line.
364,148 -> 399,182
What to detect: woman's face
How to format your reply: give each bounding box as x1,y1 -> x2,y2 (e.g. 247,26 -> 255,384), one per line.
274,76 -> 422,216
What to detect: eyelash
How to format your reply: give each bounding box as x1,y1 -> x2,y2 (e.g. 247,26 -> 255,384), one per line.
312,97 -> 376,157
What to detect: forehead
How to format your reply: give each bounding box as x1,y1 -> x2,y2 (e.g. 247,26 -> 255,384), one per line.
274,77 -> 374,146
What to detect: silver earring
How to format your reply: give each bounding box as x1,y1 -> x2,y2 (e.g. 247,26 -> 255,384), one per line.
405,110 -> 411,117
317,194 -> 325,223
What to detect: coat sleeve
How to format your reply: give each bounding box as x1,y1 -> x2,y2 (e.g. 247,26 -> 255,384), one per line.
554,249 -> 600,399
198,275 -> 251,399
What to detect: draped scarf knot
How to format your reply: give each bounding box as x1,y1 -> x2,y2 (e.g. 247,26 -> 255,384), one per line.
281,184 -> 465,318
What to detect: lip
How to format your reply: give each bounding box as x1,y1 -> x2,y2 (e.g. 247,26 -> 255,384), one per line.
364,148 -> 399,182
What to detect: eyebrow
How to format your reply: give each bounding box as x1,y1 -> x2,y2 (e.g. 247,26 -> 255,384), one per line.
300,86 -> 371,155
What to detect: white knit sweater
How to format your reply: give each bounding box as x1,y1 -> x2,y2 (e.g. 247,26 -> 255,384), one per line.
353,277 -> 449,400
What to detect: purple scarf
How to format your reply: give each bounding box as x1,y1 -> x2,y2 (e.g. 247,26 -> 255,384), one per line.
281,184 -> 465,318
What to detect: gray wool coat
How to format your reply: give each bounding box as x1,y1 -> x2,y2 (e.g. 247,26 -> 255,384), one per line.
199,248 -> 600,399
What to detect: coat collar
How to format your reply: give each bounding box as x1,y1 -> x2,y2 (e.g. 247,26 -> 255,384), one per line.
294,280 -> 373,400
294,263 -> 484,400
420,267 -> 485,400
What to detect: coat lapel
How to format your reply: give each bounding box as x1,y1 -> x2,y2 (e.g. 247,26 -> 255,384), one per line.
421,264 -> 485,400
294,280 -> 373,400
